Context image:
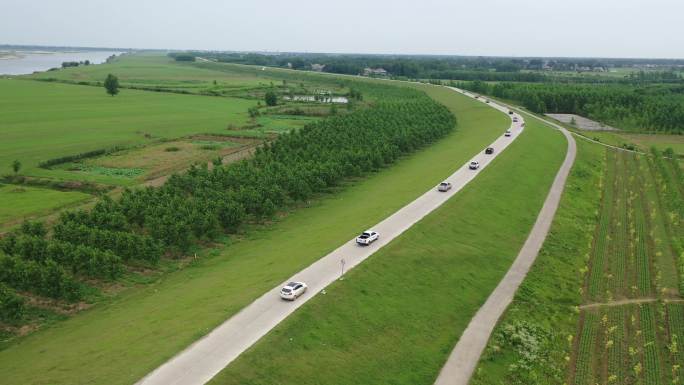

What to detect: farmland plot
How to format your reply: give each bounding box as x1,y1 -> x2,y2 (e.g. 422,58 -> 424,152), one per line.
570,149 -> 683,385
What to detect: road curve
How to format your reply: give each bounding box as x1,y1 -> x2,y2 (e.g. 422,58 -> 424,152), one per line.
434,102 -> 577,385
135,88 -> 523,385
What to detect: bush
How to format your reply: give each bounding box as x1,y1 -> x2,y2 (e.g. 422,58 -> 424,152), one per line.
0,255 -> 83,301
265,91 -> 278,106
0,283 -> 25,323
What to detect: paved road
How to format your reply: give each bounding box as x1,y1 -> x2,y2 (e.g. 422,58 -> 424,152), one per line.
434,101 -> 577,385
135,88 -> 523,385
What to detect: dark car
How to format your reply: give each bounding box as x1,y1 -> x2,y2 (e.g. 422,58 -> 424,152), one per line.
508,110 -> 514,115
485,147 -> 494,154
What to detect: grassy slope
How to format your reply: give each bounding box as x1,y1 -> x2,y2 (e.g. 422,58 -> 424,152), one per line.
210,109 -> 566,385
0,86 -> 508,385
30,54 -> 265,89
471,139 -> 605,385
0,78 -> 255,183
0,184 -> 91,225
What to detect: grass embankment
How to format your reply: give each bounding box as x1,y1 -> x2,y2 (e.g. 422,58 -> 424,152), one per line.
471,139 -> 605,385
0,184 -> 91,227
209,112 -> 566,385
0,78 -> 255,184
0,86 -> 507,385
30,54 -> 266,90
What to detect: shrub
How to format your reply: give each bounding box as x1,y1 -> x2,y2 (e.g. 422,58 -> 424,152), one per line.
0,283 -> 25,323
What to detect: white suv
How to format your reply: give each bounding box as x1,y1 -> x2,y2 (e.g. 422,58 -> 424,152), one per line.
469,161 -> 480,170
280,281 -> 307,300
356,230 -> 379,245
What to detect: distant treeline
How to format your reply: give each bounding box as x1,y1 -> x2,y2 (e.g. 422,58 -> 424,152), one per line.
168,52 -> 683,84
459,80 -> 684,133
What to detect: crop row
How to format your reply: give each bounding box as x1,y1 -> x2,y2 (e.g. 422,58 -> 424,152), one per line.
587,150 -> 617,300
574,303 -> 678,384
646,149 -> 684,294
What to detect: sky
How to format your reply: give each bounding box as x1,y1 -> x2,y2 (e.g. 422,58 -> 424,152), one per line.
2,0 -> 683,58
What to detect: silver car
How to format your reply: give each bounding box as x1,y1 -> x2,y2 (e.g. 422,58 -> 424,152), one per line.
356,230 -> 379,245
438,182 -> 452,192
280,281 -> 307,300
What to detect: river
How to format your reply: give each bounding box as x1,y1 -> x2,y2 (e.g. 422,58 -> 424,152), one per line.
0,50 -> 123,75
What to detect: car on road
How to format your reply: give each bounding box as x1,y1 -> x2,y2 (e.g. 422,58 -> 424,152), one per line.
504,130 -> 512,137
438,182 -> 452,192
513,117 -> 519,122
356,230 -> 379,245
485,100 -> 490,103
508,110 -> 514,115
469,161 -> 480,170
485,147 -> 494,154
280,281 -> 307,300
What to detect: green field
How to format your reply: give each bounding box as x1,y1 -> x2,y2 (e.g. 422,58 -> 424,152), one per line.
209,111 -> 565,385
0,184 -> 91,227
472,137 -> 684,384
30,54 -> 266,90
0,78 -> 255,183
0,84 -> 510,385
472,138 -> 606,384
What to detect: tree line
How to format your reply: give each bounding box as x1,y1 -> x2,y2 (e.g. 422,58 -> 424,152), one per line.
457,81 -> 684,134
0,84 -> 456,322
170,52 -> 684,84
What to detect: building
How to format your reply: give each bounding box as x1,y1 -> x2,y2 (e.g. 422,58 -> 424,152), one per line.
363,67 -> 389,77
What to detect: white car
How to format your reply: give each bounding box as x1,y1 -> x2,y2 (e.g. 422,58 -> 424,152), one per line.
513,117 -> 519,123
469,161 -> 480,170
356,230 -> 379,245
504,130 -> 512,137
438,182 -> 452,192
280,281 -> 307,300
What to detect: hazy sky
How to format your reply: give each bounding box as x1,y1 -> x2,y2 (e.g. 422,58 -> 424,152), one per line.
2,0 -> 683,58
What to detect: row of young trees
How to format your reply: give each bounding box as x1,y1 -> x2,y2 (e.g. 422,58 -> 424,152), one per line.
78,86 -> 455,253
457,81 -> 684,133
0,84 -> 456,322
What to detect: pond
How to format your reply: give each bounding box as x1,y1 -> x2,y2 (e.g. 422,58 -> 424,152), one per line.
283,95 -> 349,104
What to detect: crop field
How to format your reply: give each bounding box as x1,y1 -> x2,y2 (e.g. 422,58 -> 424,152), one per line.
622,133 -> 684,156
472,140 -> 684,385
570,129 -> 684,158
0,78 -> 255,183
53,136 -> 262,184
0,184 -> 91,228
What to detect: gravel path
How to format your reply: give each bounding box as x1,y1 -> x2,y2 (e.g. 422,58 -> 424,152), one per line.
134,87 -> 523,385
433,103 -> 576,385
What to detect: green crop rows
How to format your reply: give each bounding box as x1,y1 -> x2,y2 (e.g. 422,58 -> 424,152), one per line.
570,148 -> 684,384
